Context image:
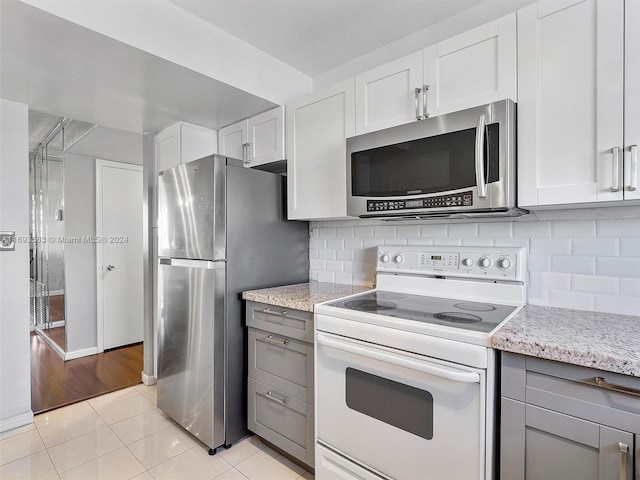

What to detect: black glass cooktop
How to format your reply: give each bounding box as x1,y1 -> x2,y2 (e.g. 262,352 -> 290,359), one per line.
327,290 -> 517,334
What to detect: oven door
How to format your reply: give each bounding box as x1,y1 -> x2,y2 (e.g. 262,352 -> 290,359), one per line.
316,332 -> 486,480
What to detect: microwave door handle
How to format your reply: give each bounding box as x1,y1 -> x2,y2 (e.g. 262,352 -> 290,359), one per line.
475,114 -> 488,198
415,87 -> 422,120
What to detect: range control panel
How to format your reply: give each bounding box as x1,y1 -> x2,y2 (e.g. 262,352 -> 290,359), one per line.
377,245 -> 526,282
367,191 -> 473,212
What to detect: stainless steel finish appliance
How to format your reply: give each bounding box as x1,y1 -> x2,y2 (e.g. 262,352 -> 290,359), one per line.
347,99 -> 525,219
314,245 -> 526,479
157,155 -> 309,454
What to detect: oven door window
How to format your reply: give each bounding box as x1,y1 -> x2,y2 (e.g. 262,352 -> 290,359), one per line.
351,124 -> 499,197
346,368 -> 433,440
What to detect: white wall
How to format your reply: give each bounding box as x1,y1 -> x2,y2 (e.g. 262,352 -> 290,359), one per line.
0,99 -> 33,431
309,207 -> 640,317
63,154 -> 97,354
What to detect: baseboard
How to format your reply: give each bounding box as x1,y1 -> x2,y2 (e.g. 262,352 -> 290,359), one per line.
64,347 -> 98,361
34,326 -> 65,360
0,411 -> 34,434
141,372 -> 157,386
50,320 -> 65,329
49,290 -> 65,296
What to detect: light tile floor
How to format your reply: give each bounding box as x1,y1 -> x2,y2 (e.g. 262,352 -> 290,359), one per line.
0,384 -> 314,480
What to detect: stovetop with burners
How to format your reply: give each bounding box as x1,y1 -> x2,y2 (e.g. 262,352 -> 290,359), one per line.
326,290 -> 517,334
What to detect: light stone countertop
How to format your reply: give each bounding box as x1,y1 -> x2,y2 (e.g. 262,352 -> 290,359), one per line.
492,304 -> 640,377
242,281 -> 371,313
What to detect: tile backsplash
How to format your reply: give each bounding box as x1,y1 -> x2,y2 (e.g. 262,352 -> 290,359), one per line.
309,208 -> 640,316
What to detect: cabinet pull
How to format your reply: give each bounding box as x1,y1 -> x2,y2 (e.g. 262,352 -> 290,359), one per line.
583,376 -> 640,397
259,390 -> 289,405
619,442 -> 628,480
258,334 -> 290,347
414,87 -> 422,120
475,114 -> 488,198
612,147 -> 621,192
628,145 -> 638,191
256,307 -> 288,317
422,85 -> 429,119
242,143 -> 252,165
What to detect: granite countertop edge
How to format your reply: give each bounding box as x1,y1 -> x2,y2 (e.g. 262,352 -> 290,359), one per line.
242,281 -> 372,313
492,304 -> 640,377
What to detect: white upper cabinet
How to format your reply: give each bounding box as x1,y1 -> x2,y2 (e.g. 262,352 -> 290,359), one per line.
354,14 -> 517,135
287,79 -> 356,220
355,52 -> 423,135
155,122 -> 217,173
423,13 -> 517,116
517,0 -> 640,208
625,0 -> 640,200
218,106 -> 285,168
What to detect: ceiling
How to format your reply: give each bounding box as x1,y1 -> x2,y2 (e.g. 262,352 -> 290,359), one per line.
167,0 -> 486,77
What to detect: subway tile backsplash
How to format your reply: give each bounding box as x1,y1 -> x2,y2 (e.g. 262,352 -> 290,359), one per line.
309,209 -> 640,316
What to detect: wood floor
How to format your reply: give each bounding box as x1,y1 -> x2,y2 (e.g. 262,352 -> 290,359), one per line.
30,332 -> 144,414
47,326 -> 65,349
49,294 -> 65,322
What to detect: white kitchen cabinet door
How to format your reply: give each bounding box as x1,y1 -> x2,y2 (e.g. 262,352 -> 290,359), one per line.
355,52 -> 423,135
218,120 -> 247,162
423,13 -> 517,117
180,123 -> 217,164
155,123 -> 181,173
246,106 -> 285,167
287,79 -> 356,220
625,0 -> 640,200
517,0 -> 625,208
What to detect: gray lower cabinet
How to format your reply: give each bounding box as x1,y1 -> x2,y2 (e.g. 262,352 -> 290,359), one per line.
246,301 -> 314,468
501,352 -> 639,480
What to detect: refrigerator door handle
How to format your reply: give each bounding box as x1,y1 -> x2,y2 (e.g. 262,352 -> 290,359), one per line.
159,258 -> 224,269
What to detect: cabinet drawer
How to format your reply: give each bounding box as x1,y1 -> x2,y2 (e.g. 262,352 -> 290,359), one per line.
248,378 -> 313,467
246,301 -> 313,343
248,326 -> 313,403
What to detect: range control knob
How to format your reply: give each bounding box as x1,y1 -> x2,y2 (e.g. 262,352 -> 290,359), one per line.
497,257 -> 512,270
478,257 -> 492,269
380,253 -> 391,264
462,258 -> 474,267
393,254 -> 405,264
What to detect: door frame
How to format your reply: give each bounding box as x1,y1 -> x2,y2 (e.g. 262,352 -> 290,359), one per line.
95,158 -> 143,353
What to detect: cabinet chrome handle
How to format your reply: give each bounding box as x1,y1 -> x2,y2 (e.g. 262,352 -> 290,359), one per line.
422,85 -> 429,119
584,376 -> 640,397
475,114 -> 488,198
242,143 -> 252,165
256,307 -> 287,317
619,442 -> 628,480
628,145 -> 638,191
106,264 -> 115,271
259,390 -> 289,405
612,147 -> 621,192
414,87 -> 422,120
258,335 -> 290,346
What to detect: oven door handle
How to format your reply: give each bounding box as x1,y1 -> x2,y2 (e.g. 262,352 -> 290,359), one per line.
316,333 -> 480,384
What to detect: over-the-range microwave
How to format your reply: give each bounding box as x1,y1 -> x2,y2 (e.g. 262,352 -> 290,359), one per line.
347,99 -> 527,219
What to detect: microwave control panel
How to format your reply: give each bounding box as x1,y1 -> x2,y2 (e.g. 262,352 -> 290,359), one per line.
367,191 -> 473,212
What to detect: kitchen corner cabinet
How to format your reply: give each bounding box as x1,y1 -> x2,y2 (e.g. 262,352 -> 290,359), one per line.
286,78 -> 356,220
354,13 -> 516,135
517,0 -> 640,208
246,301 -> 315,468
155,122 -> 217,173
500,352 -> 640,480
218,106 -> 285,168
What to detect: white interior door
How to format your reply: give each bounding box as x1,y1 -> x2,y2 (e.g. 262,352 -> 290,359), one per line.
96,159 -> 143,351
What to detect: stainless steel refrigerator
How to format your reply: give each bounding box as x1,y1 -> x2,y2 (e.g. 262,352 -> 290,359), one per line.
156,155 -> 309,454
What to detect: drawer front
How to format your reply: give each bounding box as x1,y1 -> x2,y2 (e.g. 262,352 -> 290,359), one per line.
248,377 -> 313,466
248,327 -> 312,402
246,301 -> 313,343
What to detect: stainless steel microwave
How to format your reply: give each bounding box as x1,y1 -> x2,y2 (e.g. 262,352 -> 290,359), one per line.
347,99 -> 525,219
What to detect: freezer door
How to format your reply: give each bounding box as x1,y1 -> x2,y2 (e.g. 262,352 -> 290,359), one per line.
157,156 -> 226,260
157,258 -> 225,450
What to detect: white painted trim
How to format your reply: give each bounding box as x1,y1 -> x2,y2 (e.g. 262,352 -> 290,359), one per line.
48,289 -> 65,296
95,159 -> 144,354
0,411 -> 34,434
64,347 -> 99,361
50,320 -> 65,329
34,326 -> 65,360
141,372 -> 157,386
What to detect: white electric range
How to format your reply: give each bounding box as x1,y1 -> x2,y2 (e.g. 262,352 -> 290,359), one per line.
314,245 -> 527,480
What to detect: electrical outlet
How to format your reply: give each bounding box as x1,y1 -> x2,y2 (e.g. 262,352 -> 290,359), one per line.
0,231 -> 16,251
